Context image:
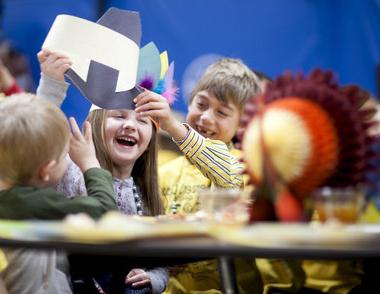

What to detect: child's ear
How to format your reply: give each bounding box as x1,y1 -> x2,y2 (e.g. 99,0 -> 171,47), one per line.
38,160 -> 57,182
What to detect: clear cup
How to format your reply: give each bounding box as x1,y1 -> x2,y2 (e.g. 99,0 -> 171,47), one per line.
198,188 -> 250,225
313,187 -> 366,224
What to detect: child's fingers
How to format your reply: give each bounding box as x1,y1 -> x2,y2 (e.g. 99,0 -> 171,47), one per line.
54,57 -> 72,68
136,110 -> 162,121
126,268 -> 143,279
69,117 -> 82,140
42,48 -> 52,55
57,63 -> 71,76
126,270 -> 134,279
133,89 -> 150,103
125,273 -> 149,284
134,95 -> 151,107
44,52 -> 71,68
55,52 -> 70,59
47,50 -> 70,60
138,93 -> 164,105
135,101 -> 166,114
131,279 -> 150,287
54,58 -> 72,75
134,90 -> 163,106
82,121 -> 93,142
38,49 -> 54,63
37,50 -> 49,63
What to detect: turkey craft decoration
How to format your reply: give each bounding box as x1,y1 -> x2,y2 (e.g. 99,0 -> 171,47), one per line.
238,70 -> 380,222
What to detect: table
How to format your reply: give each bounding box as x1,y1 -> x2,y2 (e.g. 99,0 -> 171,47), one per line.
1,221 -> 380,293
2,234 -> 380,259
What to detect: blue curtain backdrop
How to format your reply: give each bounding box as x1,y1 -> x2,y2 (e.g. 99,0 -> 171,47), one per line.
3,0 -> 380,124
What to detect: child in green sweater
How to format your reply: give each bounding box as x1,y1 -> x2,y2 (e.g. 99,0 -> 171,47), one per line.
0,93 -> 117,293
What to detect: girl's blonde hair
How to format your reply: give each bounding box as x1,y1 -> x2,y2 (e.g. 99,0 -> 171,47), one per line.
88,109 -> 163,216
189,58 -> 262,111
0,94 -> 70,185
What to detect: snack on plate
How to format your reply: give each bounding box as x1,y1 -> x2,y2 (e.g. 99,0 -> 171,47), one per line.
63,213 -> 97,228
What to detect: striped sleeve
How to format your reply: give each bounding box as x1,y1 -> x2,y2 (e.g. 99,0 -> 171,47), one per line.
173,124 -> 244,188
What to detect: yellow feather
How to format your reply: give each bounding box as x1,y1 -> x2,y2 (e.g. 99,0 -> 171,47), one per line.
160,51 -> 169,79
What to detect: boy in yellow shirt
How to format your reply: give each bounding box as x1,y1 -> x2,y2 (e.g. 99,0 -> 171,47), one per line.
135,58 -> 270,294
135,58 -> 258,214
135,59 -> 307,294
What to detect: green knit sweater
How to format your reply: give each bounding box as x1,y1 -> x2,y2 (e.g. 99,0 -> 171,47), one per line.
0,167 -> 117,220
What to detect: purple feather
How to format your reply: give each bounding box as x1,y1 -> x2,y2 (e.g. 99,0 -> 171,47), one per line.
162,62 -> 178,104
137,64 -> 178,104
138,75 -> 155,90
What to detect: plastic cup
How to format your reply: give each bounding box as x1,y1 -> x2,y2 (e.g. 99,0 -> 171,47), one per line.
198,188 -> 250,225
313,187 -> 366,224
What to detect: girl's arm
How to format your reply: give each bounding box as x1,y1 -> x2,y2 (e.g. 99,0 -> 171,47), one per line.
146,267 -> 169,294
36,49 -> 71,106
125,267 -> 169,294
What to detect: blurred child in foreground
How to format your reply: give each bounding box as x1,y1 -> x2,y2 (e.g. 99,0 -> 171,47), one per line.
0,93 -> 117,293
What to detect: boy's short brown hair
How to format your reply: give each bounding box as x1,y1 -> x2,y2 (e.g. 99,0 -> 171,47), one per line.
0,93 -> 70,185
189,58 -> 262,111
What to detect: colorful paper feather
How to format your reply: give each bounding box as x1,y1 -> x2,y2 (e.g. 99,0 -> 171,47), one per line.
137,44 -> 177,104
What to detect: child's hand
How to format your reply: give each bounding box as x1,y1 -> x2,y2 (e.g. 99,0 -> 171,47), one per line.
134,90 -> 188,140
125,268 -> 151,288
134,90 -> 173,128
68,117 -> 100,172
37,49 -> 72,82
0,59 -> 16,92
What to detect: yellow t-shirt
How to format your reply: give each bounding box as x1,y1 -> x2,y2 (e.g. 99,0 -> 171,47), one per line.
160,136 -> 261,293
302,260 -> 363,294
160,125 -> 308,293
160,125 -> 244,214
157,149 -> 181,167
0,249 -> 7,272
301,198 -> 380,294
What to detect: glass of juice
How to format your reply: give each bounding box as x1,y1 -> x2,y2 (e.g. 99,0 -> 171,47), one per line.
313,187 -> 366,224
198,188 -> 251,225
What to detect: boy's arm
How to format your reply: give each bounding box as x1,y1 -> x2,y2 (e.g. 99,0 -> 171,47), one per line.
134,90 -> 243,188
80,167 -> 117,215
26,168 -> 117,219
174,124 -> 244,188
134,89 -> 188,140
36,50 -> 71,106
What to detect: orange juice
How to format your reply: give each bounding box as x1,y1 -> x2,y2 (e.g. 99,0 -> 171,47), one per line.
315,202 -> 361,223
313,187 -> 365,224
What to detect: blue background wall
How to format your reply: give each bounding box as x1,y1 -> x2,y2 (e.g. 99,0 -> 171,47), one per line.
3,0 -> 380,125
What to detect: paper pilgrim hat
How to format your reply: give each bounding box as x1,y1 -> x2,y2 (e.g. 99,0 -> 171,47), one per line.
42,8 -> 176,110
